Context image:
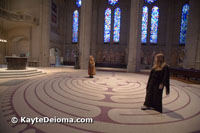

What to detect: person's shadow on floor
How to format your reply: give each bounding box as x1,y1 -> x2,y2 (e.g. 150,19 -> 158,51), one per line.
163,107 -> 184,119
142,108 -> 184,120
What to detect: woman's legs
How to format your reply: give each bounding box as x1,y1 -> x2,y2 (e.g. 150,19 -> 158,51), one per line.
144,87 -> 154,107
153,88 -> 163,113
89,75 -> 94,78
142,84 -> 155,110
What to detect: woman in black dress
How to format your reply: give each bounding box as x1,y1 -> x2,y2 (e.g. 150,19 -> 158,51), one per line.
141,53 -> 170,113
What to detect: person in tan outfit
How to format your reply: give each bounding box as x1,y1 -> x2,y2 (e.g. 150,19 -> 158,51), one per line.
88,56 -> 96,78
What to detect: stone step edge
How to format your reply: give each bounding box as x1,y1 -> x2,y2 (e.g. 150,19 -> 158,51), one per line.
0,72 -> 46,78
0,71 -> 44,76
0,69 -> 38,73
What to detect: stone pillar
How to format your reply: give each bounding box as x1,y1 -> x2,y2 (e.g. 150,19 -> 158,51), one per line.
165,0 -> 176,64
30,0 -> 50,67
90,0 -> 98,60
183,0 -> 200,69
127,0 -> 143,72
195,30 -> 200,69
79,0 -> 92,69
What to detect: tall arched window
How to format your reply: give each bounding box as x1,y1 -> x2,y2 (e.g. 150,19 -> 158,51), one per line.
72,0 -> 81,43
76,0 -> 81,7
72,10 -> 79,43
145,0 -> 157,4
141,1 -> 159,44
113,8 -> 121,42
104,8 -> 112,43
108,0 -> 119,6
179,4 -> 189,44
141,6 -> 148,43
150,6 -> 159,43
104,0 -> 121,44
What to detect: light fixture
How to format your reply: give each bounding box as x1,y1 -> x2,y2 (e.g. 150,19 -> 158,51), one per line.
0,39 -> 7,43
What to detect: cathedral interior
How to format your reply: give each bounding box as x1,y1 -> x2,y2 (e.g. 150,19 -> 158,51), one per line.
0,0 -> 200,133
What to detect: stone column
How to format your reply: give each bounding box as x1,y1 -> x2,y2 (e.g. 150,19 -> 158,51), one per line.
79,0 -> 92,69
127,0 -> 143,72
183,0 -> 200,69
165,0 -> 176,64
30,0 -> 50,67
195,29 -> 200,69
90,0 -> 98,60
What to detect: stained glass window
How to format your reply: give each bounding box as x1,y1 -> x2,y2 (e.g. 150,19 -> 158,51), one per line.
76,0 -> 81,7
108,0 -> 119,6
113,8 -> 121,42
141,6 -> 148,43
104,8 -> 112,43
150,6 -> 159,43
72,10 -> 79,43
179,4 -> 189,44
145,0 -> 157,4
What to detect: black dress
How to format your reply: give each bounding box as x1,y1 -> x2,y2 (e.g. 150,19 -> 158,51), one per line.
144,65 -> 170,113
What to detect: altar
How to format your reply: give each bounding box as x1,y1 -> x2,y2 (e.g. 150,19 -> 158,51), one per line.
5,56 -> 28,70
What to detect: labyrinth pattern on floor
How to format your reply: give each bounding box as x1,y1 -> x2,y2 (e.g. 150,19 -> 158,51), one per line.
1,71 -> 200,133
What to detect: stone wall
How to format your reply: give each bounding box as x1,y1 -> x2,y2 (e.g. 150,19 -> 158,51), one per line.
183,0 -> 200,69
2,0 -> 199,70
93,0 -> 129,67
7,26 -> 30,57
63,0 -> 191,68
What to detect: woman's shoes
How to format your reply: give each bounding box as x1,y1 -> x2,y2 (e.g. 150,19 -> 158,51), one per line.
141,105 -> 153,110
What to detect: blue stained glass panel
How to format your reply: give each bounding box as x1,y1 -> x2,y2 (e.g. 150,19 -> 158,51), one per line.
72,10 -> 79,43
76,0 -> 81,7
179,4 -> 189,44
113,8 -> 121,42
145,0 -> 157,4
141,6 -> 148,43
104,8 -> 112,43
150,6 -> 159,43
108,0 -> 118,6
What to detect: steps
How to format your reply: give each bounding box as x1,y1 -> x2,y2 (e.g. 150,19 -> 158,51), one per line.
0,68 -> 46,78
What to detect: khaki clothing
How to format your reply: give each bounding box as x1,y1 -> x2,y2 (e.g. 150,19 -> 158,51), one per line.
88,60 -> 96,76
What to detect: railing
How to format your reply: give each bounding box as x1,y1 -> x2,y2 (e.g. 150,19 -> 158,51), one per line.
0,8 -> 39,25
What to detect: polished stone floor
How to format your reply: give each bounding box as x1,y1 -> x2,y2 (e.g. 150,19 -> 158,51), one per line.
0,67 -> 200,133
